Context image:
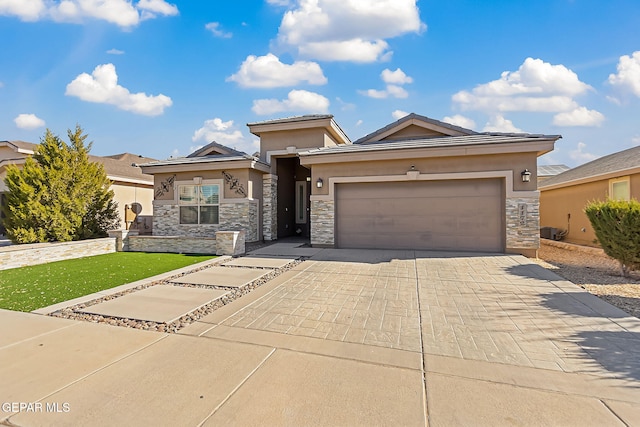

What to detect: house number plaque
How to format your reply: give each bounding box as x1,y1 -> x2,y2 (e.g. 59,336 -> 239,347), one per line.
518,203 -> 527,226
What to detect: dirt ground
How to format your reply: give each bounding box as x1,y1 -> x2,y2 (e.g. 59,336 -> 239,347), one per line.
535,243 -> 640,319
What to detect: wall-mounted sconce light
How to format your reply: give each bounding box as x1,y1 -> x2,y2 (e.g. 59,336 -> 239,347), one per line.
521,169 -> 531,183
316,178 -> 323,188
193,176 -> 203,184
306,176 -> 311,182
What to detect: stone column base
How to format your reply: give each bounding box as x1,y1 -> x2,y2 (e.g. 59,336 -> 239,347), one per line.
108,229 -> 139,252
216,231 -> 246,256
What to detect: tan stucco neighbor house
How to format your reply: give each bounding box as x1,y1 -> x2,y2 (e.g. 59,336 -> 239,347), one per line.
540,145 -> 640,247
0,140 -> 156,235
140,114 -> 560,257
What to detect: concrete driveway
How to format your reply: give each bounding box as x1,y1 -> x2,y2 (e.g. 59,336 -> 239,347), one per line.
2,249 -> 640,426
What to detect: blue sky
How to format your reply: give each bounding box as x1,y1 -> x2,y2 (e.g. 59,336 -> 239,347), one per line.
1,0 -> 639,167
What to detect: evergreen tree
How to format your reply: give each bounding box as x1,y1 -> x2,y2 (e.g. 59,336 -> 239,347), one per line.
3,126 -> 120,243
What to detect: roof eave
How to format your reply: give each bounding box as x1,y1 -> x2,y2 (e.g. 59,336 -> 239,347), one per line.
300,138 -> 557,166
139,158 -> 270,174
540,165 -> 640,191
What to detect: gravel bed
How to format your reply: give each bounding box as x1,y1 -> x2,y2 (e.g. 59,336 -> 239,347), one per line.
49,255 -> 303,333
534,242 -> 640,319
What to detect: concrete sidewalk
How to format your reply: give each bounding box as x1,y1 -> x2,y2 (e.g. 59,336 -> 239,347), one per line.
2,248 -> 640,426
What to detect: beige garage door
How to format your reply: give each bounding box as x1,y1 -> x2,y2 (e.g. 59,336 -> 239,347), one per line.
335,179 -> 503,252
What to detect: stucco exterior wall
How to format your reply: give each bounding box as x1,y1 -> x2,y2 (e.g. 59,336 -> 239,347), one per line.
309,153 -> 538,196
153,170 -> 250,202
110,182 -> 154,230
259,128 -> 341,162
540,173 -> 640,247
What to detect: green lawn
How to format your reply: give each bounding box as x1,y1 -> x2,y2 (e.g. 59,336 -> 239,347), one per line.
0,252 -> 215,312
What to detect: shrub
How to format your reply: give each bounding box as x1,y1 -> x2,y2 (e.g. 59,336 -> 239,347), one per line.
584,199 -> 640,277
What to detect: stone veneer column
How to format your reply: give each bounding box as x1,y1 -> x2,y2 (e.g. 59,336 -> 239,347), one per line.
219,201 -> 259,242
505,196 -> 540,251
310,199 -> 335,246
262,174 -> 278,241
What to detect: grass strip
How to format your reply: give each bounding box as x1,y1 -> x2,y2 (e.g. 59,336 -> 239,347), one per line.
0,252 -> 214,312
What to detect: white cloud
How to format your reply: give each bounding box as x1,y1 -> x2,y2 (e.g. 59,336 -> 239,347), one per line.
552,107 -> 605,127
14,113 -> 45,130
355,119 -> 363,126
192,118 -> 245,145
0,0 -> 177,28
392,110 -> 409,120
65,63 -> 172,116
482,115 -> 523,133
0,0 -> 46,21
275,0 -> 425,62
382,68 -> 413,85
442,114 -> 476,130
632,135 -> 640,146
453,58 -> 591,114
299,39 -> 391,63
361,68 -> 412,99
106,48 -> 124,55
227,53 -> 327,88
569,142 -> 599,164
608,51 -> 640,97
252,89 -> 330,115
137,0 -> 178,17
205,22 -> 232,38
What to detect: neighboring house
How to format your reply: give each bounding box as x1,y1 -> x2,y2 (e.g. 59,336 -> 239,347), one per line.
140,113 -> 560,257
0,140 -> 157,235
537,164 -> 570,183
540,145 -> 640,247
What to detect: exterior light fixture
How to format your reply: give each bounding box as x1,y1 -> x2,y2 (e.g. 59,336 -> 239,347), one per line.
306,176 -> 311,182
521,169 -> 531,183
316,178 -> 323,188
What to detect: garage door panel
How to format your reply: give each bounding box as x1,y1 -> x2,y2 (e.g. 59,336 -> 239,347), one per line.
335,180 -> 503,252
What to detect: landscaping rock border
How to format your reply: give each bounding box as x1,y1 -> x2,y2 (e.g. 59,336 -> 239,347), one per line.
49,255 -> 303,333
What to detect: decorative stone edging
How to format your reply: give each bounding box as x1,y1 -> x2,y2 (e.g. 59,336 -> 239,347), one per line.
48,256 -> 303,333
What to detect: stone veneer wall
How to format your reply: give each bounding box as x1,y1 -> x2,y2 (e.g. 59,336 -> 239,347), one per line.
219,202 -> 258,242
152,200 -> 259,242
0,238 -> 115,271
262,175 -> 277,241
128,235 -> 217,254
505,196 -> 540,250
310,199 -> 335,246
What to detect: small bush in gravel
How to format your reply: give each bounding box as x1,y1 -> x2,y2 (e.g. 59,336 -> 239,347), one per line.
585,199 -> 640,277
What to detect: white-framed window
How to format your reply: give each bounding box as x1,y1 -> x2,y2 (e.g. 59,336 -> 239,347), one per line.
609,177 -> 630,201
178,183 -> 220,224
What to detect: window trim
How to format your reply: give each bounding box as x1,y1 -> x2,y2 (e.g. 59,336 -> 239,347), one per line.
175,179 -> 223,225
609,176 -> 630,201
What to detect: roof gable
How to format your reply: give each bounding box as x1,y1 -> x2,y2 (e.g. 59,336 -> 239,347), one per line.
187,141 -> 247,158
354,113 -> 477,144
